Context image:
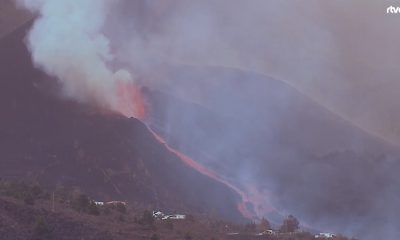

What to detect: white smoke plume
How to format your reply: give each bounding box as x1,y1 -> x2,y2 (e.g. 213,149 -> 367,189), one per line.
15,0 -> 141,117
14,1 -> 400,239
16,0 -> 400,144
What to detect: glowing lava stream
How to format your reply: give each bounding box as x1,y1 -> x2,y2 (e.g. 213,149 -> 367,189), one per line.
146,127 -> 256,219
116,81 -> 263,220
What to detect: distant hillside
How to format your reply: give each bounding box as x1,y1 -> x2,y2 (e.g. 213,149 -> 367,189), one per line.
0,196 -> 115,240
143,65 -> 400,239
0,22 -> 245,222
0,179 -> 351,240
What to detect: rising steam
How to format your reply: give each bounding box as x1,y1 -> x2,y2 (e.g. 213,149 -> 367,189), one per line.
15,0 -> 259,219
16,0 -> 144,118
15,1 -> 400,239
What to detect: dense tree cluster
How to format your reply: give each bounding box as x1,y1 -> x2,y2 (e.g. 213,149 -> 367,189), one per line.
279,215 -> 300,233
139,210 -> 154,226
0,179 -> 45,206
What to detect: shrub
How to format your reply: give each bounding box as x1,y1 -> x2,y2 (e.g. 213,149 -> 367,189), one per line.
279,215 -> 299,233
54,185 -> 71,203
184,232 -> 192,240
88,201 -> 100,215
186,214 -> 195,223
150,233 -> 159,240
33,216 -> 51,238
0,180 -> 44,205
24,194 -> 35,205
6,181 -> 30,199
71,193 -> 90,212
115,202 -> 127,214
244,222 -> 257,232
103,206 -> 111,215
118,214 -> 125,222
140,210 -> 154,226
258,217 -> 271,231
30,185 -> 42,198
165,219 -> 174,230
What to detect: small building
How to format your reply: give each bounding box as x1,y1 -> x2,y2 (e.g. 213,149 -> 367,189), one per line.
258,230 -> 275,235
315,233 -> 336,238
152,211 -> 165,219
152,210 -> 186,220
94,201 -> 104,206
162,214 -> 186,220
105,201 -> 127,206
94,201 -> 127,207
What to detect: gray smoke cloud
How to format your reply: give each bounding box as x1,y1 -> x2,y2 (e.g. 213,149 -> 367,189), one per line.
106,0 -> 400,146
15,0 -> 142,117
17,0 -> 400,143
16,0 -> 400,239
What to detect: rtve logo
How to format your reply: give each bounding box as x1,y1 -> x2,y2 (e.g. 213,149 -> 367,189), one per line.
387,5 -> 400,14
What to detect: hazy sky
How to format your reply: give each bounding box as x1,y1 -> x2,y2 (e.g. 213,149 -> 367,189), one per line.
12,0 -> 400,144
168,0 -> 400,146
10,1 -> 400,238
107,0 -> 400,145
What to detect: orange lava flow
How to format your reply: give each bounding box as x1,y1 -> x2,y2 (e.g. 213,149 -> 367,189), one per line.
115,82 -> 265,220
148,127 -> 256,220
116,81 -> 146,120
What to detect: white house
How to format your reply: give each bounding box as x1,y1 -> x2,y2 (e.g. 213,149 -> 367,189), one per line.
162,214 -> 186,220
152,211 -> 165,219
106,201 -> 127,206
152,210 -> 186,220
257,230 -> 275,235
315,233 -> 336,238
94,201 -> 104,206
94,201 -> 127,207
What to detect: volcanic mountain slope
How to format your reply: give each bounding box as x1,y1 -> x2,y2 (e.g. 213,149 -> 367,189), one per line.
0,23 -> 245,222
0,196 -> 115,240
0,180 -> 238,240
0,0 -> 33,39
143,65 -> 400,239
145,65 -> 398,157
0,180 -> 338,240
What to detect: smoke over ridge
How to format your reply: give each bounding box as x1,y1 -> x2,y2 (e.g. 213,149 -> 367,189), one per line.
15,1 -> 400,239
16,0 -> 143,118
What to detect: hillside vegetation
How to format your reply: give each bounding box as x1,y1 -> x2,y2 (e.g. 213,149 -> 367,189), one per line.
0,179 -> 352,240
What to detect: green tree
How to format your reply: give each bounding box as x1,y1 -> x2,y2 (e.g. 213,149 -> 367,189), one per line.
140,210 -> 154,225
88,201 -> 100,215
30,185 -> 42,198
115,202 -> 127,214
71,193 -> 90,212
24,193 -> 35,205
244,222 -> 257,232
257,217 -> 271,231
55,185 -> 71,203
186,214 -> 195,223
103,206 -> 111,215
118,214 -> 125,222
165,219 -> 174,230
184,232 -> 192,240
279,215 -> 299,233
33,216 -> 51,239
150,233 -> 159,240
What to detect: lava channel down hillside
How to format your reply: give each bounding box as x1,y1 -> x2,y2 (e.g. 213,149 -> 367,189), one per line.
116,80 -> 147,120
115,81 -> 276,221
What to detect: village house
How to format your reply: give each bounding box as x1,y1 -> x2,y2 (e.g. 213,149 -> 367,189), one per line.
315,232 -> 336,238
94,201 -> 104,206
152,210 -> 186,220
94,201 -> 127,206
257,229 -> 276,236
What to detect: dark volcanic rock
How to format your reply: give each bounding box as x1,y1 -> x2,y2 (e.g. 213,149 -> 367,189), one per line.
0,23 -> 244,222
